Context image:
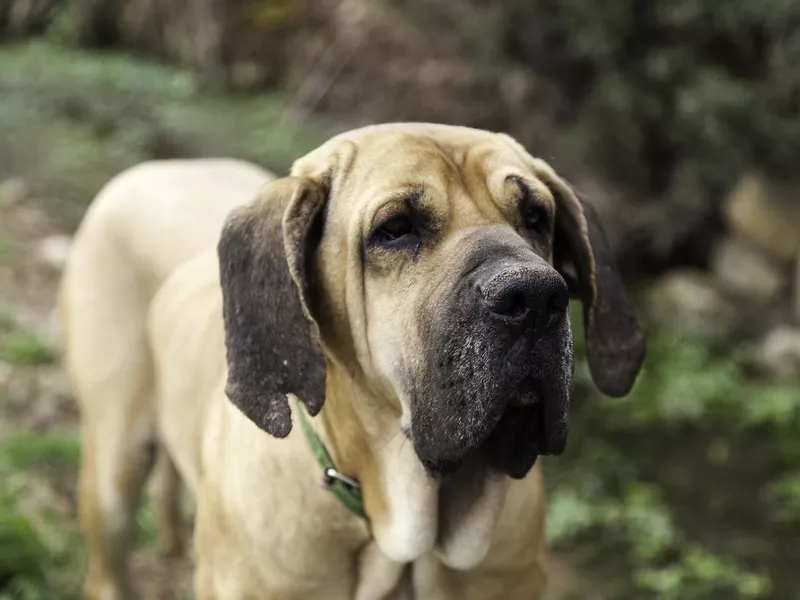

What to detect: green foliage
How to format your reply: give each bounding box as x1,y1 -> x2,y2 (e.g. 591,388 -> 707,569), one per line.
601,332 -> 800,429
498,0 -> 800,197
546,319 -> 800,599
0,431 -> 80,470
763,473 -> 800,524
548,482 -> 772,599
46,0 -> 80,45
0,490 -> 46,591
0,41 -> 324,225
0,429 -> 165,598
0,436 -> 83,599
0,332 -> 56,366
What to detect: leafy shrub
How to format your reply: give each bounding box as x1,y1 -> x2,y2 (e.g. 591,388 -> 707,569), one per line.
545,306 -> 799,599
501,0 -> 800,198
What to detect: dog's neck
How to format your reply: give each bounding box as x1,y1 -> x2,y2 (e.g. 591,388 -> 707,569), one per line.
318,366 -> 509,568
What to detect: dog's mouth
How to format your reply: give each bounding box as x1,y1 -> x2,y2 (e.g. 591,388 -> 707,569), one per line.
416,377 -> 551,479
410,315 -> 573,480
509,375 -> 543,407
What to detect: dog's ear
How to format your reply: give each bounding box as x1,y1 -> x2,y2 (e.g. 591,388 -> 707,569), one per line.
532,160 -> 645,397
218,177 -> 328,437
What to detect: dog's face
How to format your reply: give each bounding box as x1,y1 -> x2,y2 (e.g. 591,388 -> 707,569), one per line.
218,124 -> 645,480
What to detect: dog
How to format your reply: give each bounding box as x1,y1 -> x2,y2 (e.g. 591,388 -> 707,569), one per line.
60,123 -> 645,600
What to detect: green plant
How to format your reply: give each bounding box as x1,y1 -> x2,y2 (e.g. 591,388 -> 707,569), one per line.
0,41 -> 324,225
499,0 -> 800,196
0,431 -> 80,471
0,491 -> 46,590
545,315 -> 799,598
0,468 -> 83,599
0,332 -> 56,365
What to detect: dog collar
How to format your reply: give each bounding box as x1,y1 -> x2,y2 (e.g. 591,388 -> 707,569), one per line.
294,399 -> 367,520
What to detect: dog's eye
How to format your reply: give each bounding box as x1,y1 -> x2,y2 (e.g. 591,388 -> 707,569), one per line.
523,204 -> 549,235
371,215 -> 418,248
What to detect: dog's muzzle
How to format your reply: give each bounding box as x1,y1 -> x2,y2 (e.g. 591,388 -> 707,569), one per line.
410,245 -> 574,478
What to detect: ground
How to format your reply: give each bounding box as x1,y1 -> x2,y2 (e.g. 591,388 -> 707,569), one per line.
0,189 -> 199,599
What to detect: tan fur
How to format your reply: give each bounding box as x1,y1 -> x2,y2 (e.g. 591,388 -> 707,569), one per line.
61,126 -> 610,600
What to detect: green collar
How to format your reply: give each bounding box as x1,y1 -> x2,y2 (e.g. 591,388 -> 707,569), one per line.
294,399 -> 367,520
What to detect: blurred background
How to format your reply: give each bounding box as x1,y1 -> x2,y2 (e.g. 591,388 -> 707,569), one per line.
0,0 -> 799,598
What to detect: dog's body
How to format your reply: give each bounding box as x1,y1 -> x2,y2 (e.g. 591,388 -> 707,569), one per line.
61,124 -> 644,600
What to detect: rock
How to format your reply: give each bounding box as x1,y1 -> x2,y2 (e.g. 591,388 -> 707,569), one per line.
723,170 -> 800,261
227,61 -> 270,91
34,234 -> 72,272
754,326 -> 800,381
712,235 -> 787,303
0,177 -> 30,208
646,270 -> 737,335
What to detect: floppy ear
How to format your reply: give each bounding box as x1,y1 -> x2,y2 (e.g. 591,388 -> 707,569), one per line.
217,176 -> 328,437
533,161 -> 646,397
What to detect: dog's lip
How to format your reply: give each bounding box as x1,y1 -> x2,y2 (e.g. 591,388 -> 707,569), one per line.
509,375 -> 542,407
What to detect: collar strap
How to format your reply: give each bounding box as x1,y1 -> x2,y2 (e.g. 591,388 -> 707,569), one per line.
294,398 -> 367,520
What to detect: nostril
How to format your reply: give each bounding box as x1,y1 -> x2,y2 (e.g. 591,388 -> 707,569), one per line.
547,286 -> 570,314
490,291 -> 528,319
477,266 -> 568,323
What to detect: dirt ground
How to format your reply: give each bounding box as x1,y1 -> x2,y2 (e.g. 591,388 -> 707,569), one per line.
0,188 -> 195,599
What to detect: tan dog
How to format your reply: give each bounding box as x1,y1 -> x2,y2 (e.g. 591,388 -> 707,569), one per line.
60,124 -> 645,600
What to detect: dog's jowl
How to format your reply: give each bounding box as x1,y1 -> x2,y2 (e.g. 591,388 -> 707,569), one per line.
61,124 -> 644,600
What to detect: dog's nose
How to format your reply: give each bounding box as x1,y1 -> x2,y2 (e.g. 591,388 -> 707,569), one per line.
478,264 -> 569,326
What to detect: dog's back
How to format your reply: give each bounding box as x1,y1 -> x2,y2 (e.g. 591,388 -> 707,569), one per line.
58,158 -> 273,598
61,158 -> 272,410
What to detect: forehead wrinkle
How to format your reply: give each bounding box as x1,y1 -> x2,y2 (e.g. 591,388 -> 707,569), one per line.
363,186 -> 429,235
352,134 -> 448,185
417,137 -> 507,229
447,144 -> 512,226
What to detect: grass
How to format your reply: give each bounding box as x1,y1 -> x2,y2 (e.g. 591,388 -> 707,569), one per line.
0,430 -> 83,599
0,39 -> 325,225
0,304 -> 56,366
0,428 -> 169,599
0,431 -> 80,471
0,332 -> 56,366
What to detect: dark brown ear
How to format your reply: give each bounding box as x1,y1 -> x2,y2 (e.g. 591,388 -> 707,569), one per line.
217,177 -> 327,437
533,161 -> 646,397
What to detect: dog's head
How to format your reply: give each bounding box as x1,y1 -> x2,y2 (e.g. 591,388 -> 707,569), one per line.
218,123 -> 645,479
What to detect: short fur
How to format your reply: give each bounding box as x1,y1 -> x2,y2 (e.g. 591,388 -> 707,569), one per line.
60,124 -> 645,600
